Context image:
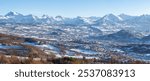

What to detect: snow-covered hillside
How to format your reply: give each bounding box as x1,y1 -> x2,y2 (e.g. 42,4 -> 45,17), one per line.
1,12 -> 150,62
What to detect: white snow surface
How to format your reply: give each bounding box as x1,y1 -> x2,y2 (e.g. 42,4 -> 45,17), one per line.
70,48 -> 98,55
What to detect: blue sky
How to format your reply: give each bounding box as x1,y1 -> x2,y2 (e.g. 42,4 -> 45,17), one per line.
0,0 -> 150,17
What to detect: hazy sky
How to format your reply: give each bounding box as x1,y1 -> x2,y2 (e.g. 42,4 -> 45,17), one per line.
0,0 -> 150,17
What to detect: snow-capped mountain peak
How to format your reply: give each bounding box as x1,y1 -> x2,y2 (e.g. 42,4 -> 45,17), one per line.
102,14 -> 122,21
41,15 -> 50,19
55,15 -> 64,21
26,14 -> 38,20
5,11 -> 22,17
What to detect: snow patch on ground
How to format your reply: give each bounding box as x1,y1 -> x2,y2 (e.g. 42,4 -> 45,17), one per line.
70,48 -> 98,55
36,44 -> 59,51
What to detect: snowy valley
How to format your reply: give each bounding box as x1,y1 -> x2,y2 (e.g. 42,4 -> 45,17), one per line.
0,12 -> 150,64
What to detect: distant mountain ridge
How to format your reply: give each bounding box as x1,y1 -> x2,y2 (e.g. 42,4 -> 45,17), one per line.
1,11 -> 150,35
0,11 -> 150,25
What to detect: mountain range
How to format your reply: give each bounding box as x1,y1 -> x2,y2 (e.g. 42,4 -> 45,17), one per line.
1,12 -> 150,62
1,11 -> 150,35
1,11 -> 150,38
